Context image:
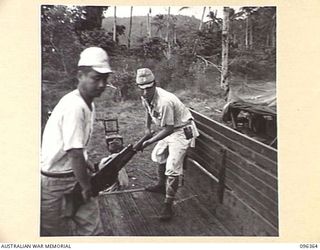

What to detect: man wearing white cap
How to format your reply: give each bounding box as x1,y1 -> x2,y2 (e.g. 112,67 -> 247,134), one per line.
40,47 -> 112,236
136,68 -> 199,221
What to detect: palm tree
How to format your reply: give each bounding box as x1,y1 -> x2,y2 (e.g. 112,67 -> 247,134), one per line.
192,6 -> 207,54
146,8 -> 152,39
240,7 -> 257,49
221,7 -> 230,91
199,6 -> 207,30
165,7 -> 171,42
113,6 -> 117,42
271,11 -> 276,48
128,6 -> 133,48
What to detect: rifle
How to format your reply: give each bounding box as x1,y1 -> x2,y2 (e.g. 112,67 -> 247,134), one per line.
61,133 -> 152,218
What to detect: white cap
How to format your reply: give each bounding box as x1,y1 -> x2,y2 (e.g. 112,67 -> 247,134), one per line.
135,68 -> 155,89
78,47 -> 112,74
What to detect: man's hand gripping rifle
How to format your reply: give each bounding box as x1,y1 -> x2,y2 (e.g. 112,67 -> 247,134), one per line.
61,133 -> 152,218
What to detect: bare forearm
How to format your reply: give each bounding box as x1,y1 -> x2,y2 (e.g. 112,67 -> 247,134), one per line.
150,127 -> 173,143
143,125 -> 174,149
68,149 -> 91,191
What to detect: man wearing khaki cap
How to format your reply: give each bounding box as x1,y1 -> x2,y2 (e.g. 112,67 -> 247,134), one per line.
40,47 -> 112,236
136,68 -> 199,221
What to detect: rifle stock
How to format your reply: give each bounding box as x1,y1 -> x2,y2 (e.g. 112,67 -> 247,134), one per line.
61,133 -> 153,218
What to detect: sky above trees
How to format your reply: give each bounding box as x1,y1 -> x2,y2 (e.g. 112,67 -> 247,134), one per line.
103,6 -> 241,20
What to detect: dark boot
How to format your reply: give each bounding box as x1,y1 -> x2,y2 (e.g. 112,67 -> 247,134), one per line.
159,175 -> 179,221
145,164 -> 166,194
159,202 -> 173,221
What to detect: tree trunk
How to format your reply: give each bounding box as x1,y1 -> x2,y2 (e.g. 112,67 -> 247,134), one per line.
163,7 -> 172,59
249,19 -> 253,49
159,29 -> 163,39
140,22 -> 143,36
146,14 -> 149,38
192,6 -> 206,55
245,16 -> 249,49
149,8 -> 152,37
60,50 -> 68,74
271,14 -> 276,48
49,35 -> 67,74
128,6 -> 133,48
113,6 -> 117,42
146,8 -> 152,39
221,7 -> 230,91
198,6 -> 206,30
166,43 -> 172,60
146,15 -> 150,38
165,7 -> 171,42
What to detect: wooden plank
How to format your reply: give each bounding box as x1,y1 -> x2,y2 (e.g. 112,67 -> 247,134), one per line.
186,109 -> 279,234
175,190 -> 232,236
191,109 -> 277,161
131,191 -> 170,236
99,194 -> 133,235
181,161 -> 233,235
196,121 -> 277,174
115,192 -> 153,236
195,136 -> 222,160
190,141 -> 221,175
145,190 -> 192,236
222,190 -> 278,236
185,157 -> 220,206
217,148 -> 227,203
225,158 -> 278,202
189,198 -> 232,236
172,191 -> 219,236
189,144 -> 219,171
186,153 -> 278,234
226,148 -> 277,188
226,167 -> 278,212
196,123 -> 277,176
98,197 -> 115,235
225,169 -> 278,228
188,149 -> 219,178
187,158 -> 219,183
196,131 -> 277,188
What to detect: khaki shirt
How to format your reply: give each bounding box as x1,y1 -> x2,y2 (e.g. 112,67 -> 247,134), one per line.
142,87 -> 193,128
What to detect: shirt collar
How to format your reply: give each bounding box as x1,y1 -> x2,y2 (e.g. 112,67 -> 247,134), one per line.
150,87 -> 159,107
141,87 -> 158,109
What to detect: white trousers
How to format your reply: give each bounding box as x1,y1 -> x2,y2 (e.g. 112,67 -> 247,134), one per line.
151,129 -> 193,176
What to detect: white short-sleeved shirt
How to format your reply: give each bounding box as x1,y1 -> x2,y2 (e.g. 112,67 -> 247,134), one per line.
142,87 -> 193,128
41,89 -> 95,173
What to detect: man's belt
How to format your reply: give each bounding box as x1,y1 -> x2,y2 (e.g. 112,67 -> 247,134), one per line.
41,170 -> 74,178
174,119 -> 193,130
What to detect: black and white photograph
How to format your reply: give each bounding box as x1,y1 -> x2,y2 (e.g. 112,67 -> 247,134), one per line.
40,5 -> 278,236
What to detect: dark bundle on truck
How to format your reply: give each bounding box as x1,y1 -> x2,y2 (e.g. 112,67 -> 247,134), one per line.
61,133 -> 152,217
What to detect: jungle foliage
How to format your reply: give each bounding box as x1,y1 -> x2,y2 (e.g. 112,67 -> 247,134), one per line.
41,5 -> 276,101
